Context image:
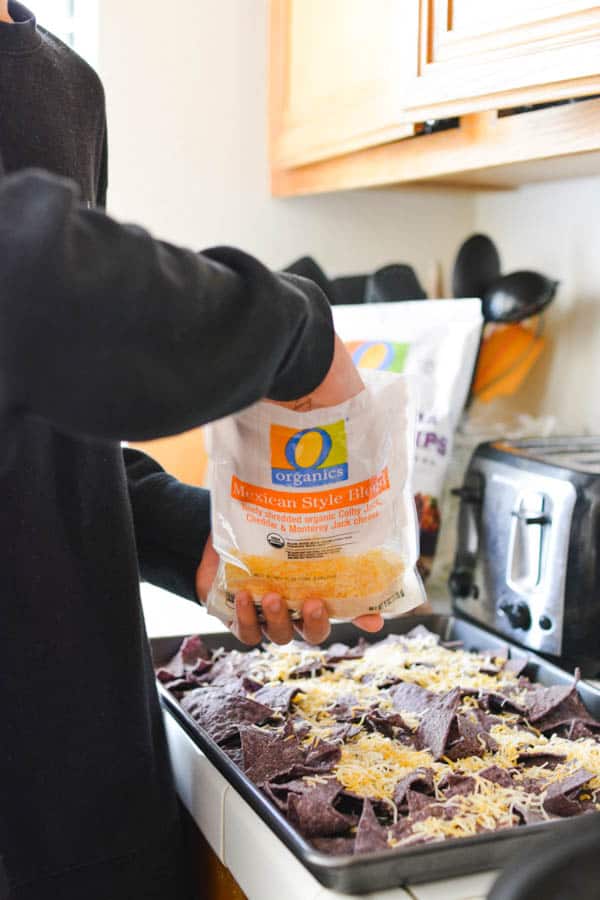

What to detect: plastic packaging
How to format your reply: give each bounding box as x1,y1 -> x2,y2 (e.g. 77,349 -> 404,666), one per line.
333,299 -> 483,579
206,369 -> 424,623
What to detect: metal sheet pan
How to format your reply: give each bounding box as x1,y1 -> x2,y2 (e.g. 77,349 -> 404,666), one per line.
151,615 -> 600,895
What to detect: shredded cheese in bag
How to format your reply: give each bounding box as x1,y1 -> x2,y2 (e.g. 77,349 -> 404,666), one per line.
206,370 -> 424,622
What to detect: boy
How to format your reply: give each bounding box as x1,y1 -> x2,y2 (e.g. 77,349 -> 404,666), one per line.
0,4 -> 377,898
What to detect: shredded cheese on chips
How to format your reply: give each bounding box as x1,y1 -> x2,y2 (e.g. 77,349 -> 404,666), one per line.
211,632 -> 600,841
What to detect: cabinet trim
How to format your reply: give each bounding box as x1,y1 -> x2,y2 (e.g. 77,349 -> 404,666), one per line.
408,3 -> 600,117
271,96 -> 600,196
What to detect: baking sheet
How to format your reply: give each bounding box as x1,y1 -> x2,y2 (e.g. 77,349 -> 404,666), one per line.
151,615 -> 600,895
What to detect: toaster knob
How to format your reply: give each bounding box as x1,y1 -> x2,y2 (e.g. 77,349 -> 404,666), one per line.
499,600 -> 532,631
449,568 -> 473,599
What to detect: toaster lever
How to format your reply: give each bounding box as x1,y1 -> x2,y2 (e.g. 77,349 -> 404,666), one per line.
511,510 -> 550,526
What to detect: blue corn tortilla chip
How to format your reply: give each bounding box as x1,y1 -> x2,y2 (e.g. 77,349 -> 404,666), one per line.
190,659 -> 214,680
406,789 -> 434,814
478,690 -> 527,716
568,720 -> 599,741
223,745 -> 244,768
181,635 -> 210,664
354,799 -> 389,855
240,726 -> 305,784
390,682 -> 436,715
543,768 -> 594,817
439,773 -> 476,798
517,775 -> 545,795
325,639 -> 368,663
288,658 -> 325,679
361,672 -> 405,689
311,836 -> 355,855
204,649 -> 262,687
393,768 -> 434,807
364,709 -> 412,739
416,688 -> 462,759
161,677 -> 198,696
479,766 -> 514,788
156,667 -> 181,684
533,687 -> 600,734
327,694 -> 363,722
254,682 -> 301,711
518,751 -> 567,769
503,657 -> 528,677
304,739 -> 342,772
182,688 -> 273,745
524,681 -> 577,723
327,723 -> 362,743
445,713 -> 498,761
262,776 -> 319,811
156,635 -> 210,681
287,778 -> 355,837
514,804 -> 547,826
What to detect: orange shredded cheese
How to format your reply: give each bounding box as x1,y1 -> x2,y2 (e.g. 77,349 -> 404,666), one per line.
224,548 -> 405,614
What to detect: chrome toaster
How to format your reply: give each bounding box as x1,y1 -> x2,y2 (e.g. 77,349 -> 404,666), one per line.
449,438 -> 600,675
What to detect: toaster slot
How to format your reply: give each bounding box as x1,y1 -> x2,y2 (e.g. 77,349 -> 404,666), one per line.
507,491 -> 550,594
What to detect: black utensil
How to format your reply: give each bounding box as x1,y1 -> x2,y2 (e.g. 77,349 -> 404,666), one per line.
452,233 -> 501,299
364,263 -> 426,303
482,270 -> 558,323
283,256 -> 336,305
331,274 -> 367,305
488,825 -> 600,900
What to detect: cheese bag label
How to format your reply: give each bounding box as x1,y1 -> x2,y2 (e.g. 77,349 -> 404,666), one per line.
206,369 -> 424,623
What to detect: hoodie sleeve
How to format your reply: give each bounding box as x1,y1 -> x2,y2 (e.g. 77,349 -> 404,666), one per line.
0,170 -> 334,443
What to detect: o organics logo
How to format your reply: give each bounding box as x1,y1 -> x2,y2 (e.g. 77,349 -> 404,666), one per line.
270,421 -> 348,488
346,340 -> 408,373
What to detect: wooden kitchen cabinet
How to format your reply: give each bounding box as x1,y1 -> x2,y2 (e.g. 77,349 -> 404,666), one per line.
129,426 -> 208,487
269,1 -> 600,196
409,1 -> 600,118
269,0 -> 417,168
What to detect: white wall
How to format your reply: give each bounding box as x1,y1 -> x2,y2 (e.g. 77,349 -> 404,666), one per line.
97,0 -> 472,282
97,0 -> 600,436
474,178 -> 600,434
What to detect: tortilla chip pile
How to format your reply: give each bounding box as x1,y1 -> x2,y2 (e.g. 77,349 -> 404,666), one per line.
157,627 -> 600,855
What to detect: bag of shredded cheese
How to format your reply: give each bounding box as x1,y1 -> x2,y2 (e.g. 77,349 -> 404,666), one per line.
206,369 -> 424,623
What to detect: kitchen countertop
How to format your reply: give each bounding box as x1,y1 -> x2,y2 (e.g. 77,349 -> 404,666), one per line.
142,582 -> 499,900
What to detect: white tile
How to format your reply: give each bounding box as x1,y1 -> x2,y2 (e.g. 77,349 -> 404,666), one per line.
141,581 -> 228,637
163,710 -> 229,859
223,788 -> 326,900
312,885 -> 413,900
223,788 -> 413,900
407,870 -> 498,900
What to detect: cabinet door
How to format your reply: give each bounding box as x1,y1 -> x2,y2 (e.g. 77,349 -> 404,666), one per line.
407,1 -> 600,116
270,0 -> 416,169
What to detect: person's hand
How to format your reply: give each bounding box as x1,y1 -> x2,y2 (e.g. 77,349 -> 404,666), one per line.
195,534 -> 384,646
273,333 -> 364,411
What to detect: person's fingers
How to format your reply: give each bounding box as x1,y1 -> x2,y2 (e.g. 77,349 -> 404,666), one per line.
233,592 -> 262,645
194,532 -> 219,603
352,613 -> 385,632
262,592 -> 294,645
299,598 -> 331,645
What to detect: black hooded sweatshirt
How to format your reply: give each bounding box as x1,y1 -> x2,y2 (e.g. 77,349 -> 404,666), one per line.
0,5 -> 334,898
